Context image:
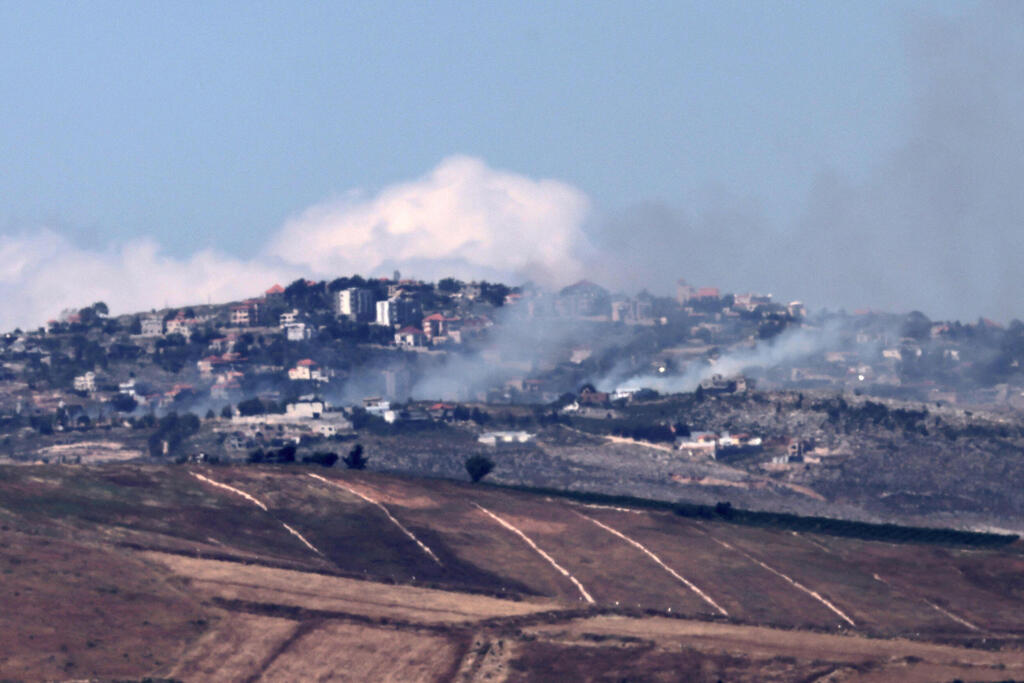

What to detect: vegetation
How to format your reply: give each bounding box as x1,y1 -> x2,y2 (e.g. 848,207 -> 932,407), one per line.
342,444 -> 367,470
465,455 -> 494,483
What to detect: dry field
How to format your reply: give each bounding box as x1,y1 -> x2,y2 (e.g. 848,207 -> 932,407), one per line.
1,462 -> 1023,681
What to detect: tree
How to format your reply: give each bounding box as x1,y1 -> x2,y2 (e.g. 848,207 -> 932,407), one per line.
465,455 -> 494,483
276,444 -> 297,463
220,404 -> 233,419
110,393 -> 137,413
437,277 -> 462,293
343,443 -> 368,470
237,397 -> 265,416
902,311 -> 932,341
92,301 -> 109,316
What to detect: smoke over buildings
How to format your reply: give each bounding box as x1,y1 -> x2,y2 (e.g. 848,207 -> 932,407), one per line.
0,4 -> 1019,330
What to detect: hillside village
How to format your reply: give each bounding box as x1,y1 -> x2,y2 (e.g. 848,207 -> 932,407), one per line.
1,272 -> 1024,508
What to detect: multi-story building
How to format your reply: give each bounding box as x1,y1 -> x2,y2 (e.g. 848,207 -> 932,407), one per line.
375,297 -> 421,327
334,288 -> 375,321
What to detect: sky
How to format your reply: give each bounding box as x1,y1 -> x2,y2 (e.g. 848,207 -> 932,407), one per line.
0,0 -> 1018,328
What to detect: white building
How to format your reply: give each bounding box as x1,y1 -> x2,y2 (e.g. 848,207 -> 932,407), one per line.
478,430 -> 534,445
363,397 -> 390,416
284,322 -> 311,341
288,359 -> 327,382
73,372 -> 96,393
335,288 -> 375,321
286,399 -> 326,419
140,317 -> 163,337
375,297 -> 421,327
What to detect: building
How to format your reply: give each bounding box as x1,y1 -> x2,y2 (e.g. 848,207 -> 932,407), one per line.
394,326 -> 426,348
118,379 -> 137,397
285,398 -> 326,419
375,297 -> 422,327
335,288 -> 375,321
288,359 -> 327,382
140,316 -> 164,337
421,313 -> 447,340
284,322 -> 311,342
73,372 -> 96,393
556,280 -> 610,317
230,305 -> 251,326
362,397 -> 390,415
165,316 -> 194,339
478,430 -> 534,446
265,283 -> 285,304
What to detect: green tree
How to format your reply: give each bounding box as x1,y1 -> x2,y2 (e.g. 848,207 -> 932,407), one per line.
110,393 -> 137,413
343,443 -> 368,470
465,455 -> 494,483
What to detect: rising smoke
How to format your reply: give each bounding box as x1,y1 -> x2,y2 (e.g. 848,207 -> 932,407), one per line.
0,4 -> 1018,332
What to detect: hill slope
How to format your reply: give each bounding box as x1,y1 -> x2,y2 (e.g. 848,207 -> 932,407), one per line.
2,463 -> 1024,681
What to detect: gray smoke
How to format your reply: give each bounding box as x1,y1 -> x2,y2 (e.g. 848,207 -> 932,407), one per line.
585,3 -> 1024,323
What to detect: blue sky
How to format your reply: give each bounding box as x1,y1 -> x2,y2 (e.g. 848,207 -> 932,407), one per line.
4,0 -> 1021,324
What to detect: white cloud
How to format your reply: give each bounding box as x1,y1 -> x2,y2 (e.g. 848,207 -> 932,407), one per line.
267,155 -> 592,286
0,156 -> 593,330
0,230 -> 298,330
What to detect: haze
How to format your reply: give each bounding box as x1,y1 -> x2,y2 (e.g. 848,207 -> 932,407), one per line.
1,1 -> 1018,328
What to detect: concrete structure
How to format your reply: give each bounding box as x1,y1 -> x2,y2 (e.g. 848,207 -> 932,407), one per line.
335,288 -> 375,321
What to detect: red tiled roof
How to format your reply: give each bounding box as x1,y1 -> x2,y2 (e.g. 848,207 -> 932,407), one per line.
397,326 -> 424,335
266,284 -> 285,294
296,358 -> 317,366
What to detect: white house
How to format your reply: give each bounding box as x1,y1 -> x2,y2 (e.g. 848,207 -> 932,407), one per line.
286,399 -> 326,419
284,322 -> 311,342
140,317 -> 164,337
394,326 -> 426,348
478,430 -> 534,445
73,372 -> 96,393
288,359 -> 327,382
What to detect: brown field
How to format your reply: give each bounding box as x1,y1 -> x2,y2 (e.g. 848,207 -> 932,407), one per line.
1,462 -> 1024,681
260,622 -> 463,682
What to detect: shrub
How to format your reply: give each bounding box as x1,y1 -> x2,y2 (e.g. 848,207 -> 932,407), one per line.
465,455 -> 494,483
343,444 -> 368,470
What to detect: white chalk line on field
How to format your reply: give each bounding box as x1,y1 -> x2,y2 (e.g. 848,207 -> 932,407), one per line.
870,573 -> 983,632
281,522 -> 321,555
190,471 -> 324,556
472,502 -> 595,604
191,471 -> 268,510
307,473 -> 442,566
577,512 -> 728,616
575,502 -> 645,514
706,533 -> 856,627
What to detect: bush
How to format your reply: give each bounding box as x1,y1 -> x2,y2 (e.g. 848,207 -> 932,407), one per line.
465,455 -> 494,483
342,444 -> 368,470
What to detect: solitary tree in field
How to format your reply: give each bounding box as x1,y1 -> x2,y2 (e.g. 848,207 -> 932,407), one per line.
343,443 -> 368,470
465,455 -> 494,483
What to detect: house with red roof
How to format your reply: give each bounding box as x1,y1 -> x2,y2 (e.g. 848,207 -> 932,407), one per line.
288,358 -> 328,382
395,326 -> 426,348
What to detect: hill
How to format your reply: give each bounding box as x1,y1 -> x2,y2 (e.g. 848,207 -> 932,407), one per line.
2,462 -> 1024,681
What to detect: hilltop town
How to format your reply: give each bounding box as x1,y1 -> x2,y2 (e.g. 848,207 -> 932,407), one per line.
1,273 -> 1024,531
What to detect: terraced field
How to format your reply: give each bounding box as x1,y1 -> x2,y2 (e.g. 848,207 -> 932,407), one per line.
1,463 -> 1023,681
